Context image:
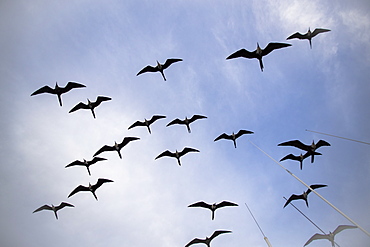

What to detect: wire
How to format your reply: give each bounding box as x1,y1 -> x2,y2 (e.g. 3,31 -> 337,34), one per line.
305,129 -> 370,145
244,202 -> 272,247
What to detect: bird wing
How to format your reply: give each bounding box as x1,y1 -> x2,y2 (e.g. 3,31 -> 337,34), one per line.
209,230 -> 232,241
69,102 -> 89,113
91,96 -> 112,108
33,205 -> 52,213
189,114 -> 207,123
166,118 -> 184,127
65,160 -> 85,168
278,140 -> 309,151
216,201 -> 238,208
31,85 -> 55,96
235,129 -> 254,139
62,82 -> 86,93
304,233 -> 328,246
55,202 -> 74,211
280,154 -> 300,162
306,184 -> 328,195
226,48 -> 257,59
90,157 -> 107,164
283,194 -> 303,208
92,178 -> 114,191
188,201 -> 212,209
162,58 -> 183,69
286,32 -> 306,40
311,28 -> 331,37
262,42 -> 291,56
148,115 -> 166,125
155,150 -> 175,159
333,225 -> 357,235
118,137 -> 140,148
179,147 -> 200,157
137,65 -> 159,75
68,185 -> 89,198
185,238 -> 204,247
93,145 -> 115,157
214,133 -> 232,141
316,140 -> 331,149
128,120 -> 146,130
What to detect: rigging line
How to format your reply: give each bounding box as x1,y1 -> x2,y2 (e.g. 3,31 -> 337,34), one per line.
305,129 -> 370,145
245,202 -> 266,238
248,140 -> 370,237
283,197 -> 341,247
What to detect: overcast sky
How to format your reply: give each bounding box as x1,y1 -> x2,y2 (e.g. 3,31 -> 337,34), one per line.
1,0 -> 370,246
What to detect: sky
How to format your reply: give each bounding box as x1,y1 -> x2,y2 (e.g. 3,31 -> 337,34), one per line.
1,0 -> 370,246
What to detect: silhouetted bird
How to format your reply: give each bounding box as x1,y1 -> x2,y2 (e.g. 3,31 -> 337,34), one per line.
136,58 -> 182,81
287,28 -> 331,48
278,139 -> 330,163
68,178 -> 113,201
69,96 -> 111,118
185,230 -> 232,247
188,201 -> 238,220
93,137 -> 140,159
31,81 -> 86,106
304,225 -> 358,247
128,115 -> 166,134
284,184 -> 327,208
280,152 -> 321,170
33,202 -> 74,219
214,129 -> 254,148
65,157 -> 107,176
226,42 -> 291,71
166,115 -> 207,133
155,147 -> 199,166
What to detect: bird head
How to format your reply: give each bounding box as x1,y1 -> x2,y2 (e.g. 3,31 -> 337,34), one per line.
156,60 -> 161,67
256,42 -> 262,53
55,81 -> 59,88
87,98 -> 91,104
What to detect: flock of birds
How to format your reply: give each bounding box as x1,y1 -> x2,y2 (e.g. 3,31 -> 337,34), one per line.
30,27 -> 359,246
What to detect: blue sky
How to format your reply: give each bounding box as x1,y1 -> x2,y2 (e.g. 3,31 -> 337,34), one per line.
1,0 -> 369,246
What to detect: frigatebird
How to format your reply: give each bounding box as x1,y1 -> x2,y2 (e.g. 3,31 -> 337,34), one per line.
93,137 -> 140,159
136,58 -> 182,81
31,81 -> 86,106
69,96 -> 111,118
185,230 -> 232,247
33,202 -> 74,219
188,201 -> 238,220
280,152 -> 321,170
304,225 -> 357,247
226,42 -> 291,71
278,139 -> 330,163
155,147 -> 199,166
284,184 -> 327,208
287,27 -> 331,48
166,115 -> 207,133
128,115 -> 166,134
68,178 -> 113,201
65,157 -> 107,176
214,129 -> 254,148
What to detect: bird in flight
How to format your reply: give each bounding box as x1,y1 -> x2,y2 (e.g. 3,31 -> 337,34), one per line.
278,139 -> 330,163
185,230 -> 232,247
166,115 -> 207,133
284,184 -> 327,208
93,137 -> 140,159
128,115 -> 166,134
280,152 -> 321,170
226,42 -> 291,71
136,58 -> 182,81
68,178 -> 113,201
155,147 -> 199,166
33,202 -> 74,219
214,129 -> 254,148
69,96 -> 111,118
188,201 -> 238,220
65,157 -> 107,176
287,27 -> 331,48
31,81 -> 86,106
304,225 -> 357,247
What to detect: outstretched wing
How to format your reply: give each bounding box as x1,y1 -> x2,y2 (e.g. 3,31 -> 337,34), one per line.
304,233 -> 328,246
179,147 -> 199,157
283,194 -> 303,208
162,58 -> 183,70
216,201 -> 238,209
262,42 -> 291,56
33,205 -> 52,213
137,65 -> 159,76
128,120 -> 146,130
91,96 -> 111,108
214,133 -> 232,141
278,140 -> 309,151
311,28 -> 331,38
65,160 -> 85,168
118,137 -> 140,148
185,238 -> 204,247
280,154 -> 300,162
188,201 -> 212,210
155,150 -> 175,159
286,32 -> 306,40
92,178 -> 114,191
235,129 -> 254,139
93,145 -> 115,157
90,157 -> 107,164
62,82 -> 86,93
69,102 -> 89,113
166,118 -> 184,127
55,202 -> 74,211
333,225 -> 357,235
189,114 -> 207,123
226,48 -> 257,59
316,140 -> 331,149
209,230 -> 232,241
306,184 -> 328,195
68,185 -> 89,198
31,85 -> 55,96
148,115 -> 166,125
